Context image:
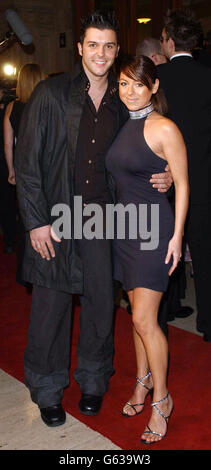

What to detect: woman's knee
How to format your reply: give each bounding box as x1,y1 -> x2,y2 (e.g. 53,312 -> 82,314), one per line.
132,308 -> 156,337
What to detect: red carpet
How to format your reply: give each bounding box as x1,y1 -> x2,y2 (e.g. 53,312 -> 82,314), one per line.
0,245 -> 211,450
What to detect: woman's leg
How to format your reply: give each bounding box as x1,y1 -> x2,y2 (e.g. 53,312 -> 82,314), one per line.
132,287 -> 173,442
122,290 -> 153,416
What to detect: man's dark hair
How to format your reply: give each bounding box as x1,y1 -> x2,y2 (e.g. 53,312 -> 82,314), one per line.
164,8 -> 202,52
80,10 -> 120,44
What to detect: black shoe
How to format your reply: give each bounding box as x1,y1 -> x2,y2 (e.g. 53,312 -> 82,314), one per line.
78,394 -> 103,416
40,404 -> 66,427
174,306 -> 194,318
203,334 -> 211,342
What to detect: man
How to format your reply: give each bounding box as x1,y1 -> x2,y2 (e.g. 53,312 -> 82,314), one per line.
15,11 -> 172,427
193,30 -> 211,67
136,37 -> 167,65
158,9 -> 211,342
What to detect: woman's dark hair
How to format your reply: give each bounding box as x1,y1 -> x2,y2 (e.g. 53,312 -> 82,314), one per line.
80,10 -> 120,44
164,8 -> 202,52
119,55 -> 168,116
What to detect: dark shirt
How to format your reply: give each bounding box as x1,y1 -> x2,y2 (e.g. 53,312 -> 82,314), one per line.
74,84 -> 118,207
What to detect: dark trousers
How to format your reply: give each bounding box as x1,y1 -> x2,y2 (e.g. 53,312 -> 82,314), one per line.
185,204 -> 211,336
24,237 -> 114,408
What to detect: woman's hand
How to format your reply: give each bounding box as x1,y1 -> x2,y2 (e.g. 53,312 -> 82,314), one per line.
8,169 -> 16,185
165,234 -> 182,276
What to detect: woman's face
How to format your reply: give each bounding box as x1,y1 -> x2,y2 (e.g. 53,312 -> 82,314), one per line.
119,72 -> 159,111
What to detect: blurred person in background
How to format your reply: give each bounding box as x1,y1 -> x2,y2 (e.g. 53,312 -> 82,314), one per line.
136,37 -> 167,65
4,63 -> 45,280
158,9 -> 211,342
0,81 -> 16,253
4,63 -> 45,185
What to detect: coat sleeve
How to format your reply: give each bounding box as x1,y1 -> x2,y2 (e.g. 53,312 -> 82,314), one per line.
14,80 -> 51,232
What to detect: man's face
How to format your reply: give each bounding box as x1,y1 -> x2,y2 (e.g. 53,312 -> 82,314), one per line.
78,27 -> 119,80
160,28 -> 171,59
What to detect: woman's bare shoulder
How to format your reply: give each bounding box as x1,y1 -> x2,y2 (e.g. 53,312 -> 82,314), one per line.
148,112 -> 182,139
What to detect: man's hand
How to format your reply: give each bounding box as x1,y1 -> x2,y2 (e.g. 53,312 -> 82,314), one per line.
30,225 -> 61,260
149,164 -> 173,193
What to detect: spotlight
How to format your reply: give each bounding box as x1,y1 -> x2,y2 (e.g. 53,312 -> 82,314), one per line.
3,64 -> 17,76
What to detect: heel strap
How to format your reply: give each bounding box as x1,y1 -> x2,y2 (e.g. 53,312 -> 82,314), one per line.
135,371 -> 152,391
152,391 -> 170,423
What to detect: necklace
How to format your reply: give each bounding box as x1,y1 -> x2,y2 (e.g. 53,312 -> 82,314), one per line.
129,103 -> 154,120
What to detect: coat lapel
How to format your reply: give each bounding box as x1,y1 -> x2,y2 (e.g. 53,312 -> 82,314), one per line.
66,62 -> 89,177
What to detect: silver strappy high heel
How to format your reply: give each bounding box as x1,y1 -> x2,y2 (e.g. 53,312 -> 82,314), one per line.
122,371 -> 153,417
141,391 -> 173,444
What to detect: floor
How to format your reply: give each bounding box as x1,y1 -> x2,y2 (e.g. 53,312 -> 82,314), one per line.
0,262 -> 201,451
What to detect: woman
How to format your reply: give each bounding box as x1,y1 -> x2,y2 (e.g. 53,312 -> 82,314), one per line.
106,56 -> 189,444
4,63 -> 45,184
4,63 -> 45,283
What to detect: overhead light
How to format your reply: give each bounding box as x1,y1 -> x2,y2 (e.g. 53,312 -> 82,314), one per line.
3,64 -> 17,76
137,18 -> 151,24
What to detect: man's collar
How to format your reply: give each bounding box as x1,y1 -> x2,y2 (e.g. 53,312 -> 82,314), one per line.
72,60 -> 90,93
72,60 -> 117,96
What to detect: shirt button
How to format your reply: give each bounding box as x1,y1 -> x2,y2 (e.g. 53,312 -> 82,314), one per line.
88,160 -> 92,164
92,139 -> 95,143
94,118 -> 98,123
86,180 -> 89,184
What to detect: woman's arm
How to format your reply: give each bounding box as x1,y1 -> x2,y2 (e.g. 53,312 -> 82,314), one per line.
3,101 -> 15,185
159,119 -> 190,275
